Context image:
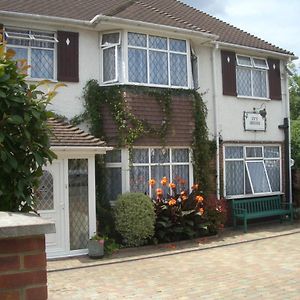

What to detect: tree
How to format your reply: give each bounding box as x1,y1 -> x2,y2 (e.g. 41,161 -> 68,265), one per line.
0,44 -> 59,212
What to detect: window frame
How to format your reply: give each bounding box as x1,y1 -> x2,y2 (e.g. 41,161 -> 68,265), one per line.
100,31 -> 193,89
105,147 -> 193,202
223,144 -> 282,198
236,54 -> 270,100
5,26 -> 58,81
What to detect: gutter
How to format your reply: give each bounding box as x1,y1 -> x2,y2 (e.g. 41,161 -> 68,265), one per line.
51,146 -> 113,154
214,41 -> 297,60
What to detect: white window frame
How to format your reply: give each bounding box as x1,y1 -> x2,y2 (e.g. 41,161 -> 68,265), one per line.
236,54 -> 270,100
223,144 -> 282,198
5,26 -> 58,81
100,31 -> 122,84
100,31 -> 193,89
106,147 -> 193,202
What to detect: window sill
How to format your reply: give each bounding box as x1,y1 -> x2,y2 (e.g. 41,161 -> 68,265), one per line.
225,192 -> 284,200
237,95 -> 271,101
100,81 -> 191,90
25,78 -> 58,84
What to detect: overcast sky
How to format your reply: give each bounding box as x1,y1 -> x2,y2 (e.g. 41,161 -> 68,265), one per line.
182,0 -> 300,72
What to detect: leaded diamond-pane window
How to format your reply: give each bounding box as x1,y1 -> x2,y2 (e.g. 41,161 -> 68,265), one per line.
103,47 -> 116,82
102,32 -> 120,45
149,36 -> 167,50
224,145 -> 281,197
149,51 -> 168,85
128,32 -> 147,47
170,53 -> 187,87
130,166 -> 149,194
170,39 -> 186,52
172,149 -> 189,163
132,149 -> 149,164
68,159 -> 89,251
6,27 -> 56,79
128,48 -> 147,83
236,55 -> 269,98
37,170 -> 54,211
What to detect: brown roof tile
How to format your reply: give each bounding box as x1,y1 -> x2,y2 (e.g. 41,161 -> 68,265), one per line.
0,0 -> 293,55
48,118 -> 106,147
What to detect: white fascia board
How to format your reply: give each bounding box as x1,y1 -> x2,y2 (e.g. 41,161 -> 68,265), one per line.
215,41 -> 297,61
51,146 -> 113,155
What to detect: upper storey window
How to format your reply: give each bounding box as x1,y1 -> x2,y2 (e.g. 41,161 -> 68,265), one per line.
5,27 -> 57,80
236,55 -> 269,98
101,31 -> 191,88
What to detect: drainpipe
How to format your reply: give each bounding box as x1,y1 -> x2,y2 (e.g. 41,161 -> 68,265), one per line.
212,43 -> 220,199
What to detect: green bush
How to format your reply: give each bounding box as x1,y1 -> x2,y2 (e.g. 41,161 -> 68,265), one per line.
114,193 -> 156,247
0,45 -> 59,212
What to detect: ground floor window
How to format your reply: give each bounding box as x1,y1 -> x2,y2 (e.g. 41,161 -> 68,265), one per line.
106,147 -> 192,201
224,145 -> 281,197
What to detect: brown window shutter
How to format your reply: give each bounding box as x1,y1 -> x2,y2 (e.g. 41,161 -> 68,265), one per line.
57,31 -> 79,82
268,58 -> 281,100
221,50 -> 237,96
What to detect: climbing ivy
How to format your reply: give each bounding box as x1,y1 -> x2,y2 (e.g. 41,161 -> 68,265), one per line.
73,80 -> 212,194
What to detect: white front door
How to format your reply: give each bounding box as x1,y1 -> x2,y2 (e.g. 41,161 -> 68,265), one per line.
37,160 -> 66,258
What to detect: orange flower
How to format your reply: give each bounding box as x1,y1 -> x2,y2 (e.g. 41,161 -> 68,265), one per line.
169,182 -> 176,189
161,176 -> 168,186
199,208 -> 204,215
168,198 -> 177,206
180,191 -> 187,201
192,184 -> 199,190
156,188 -> 163,196
180,179 -> 187,185
196,195 -> 204,203
182,195 -> 188,201
149,178 -> 156,187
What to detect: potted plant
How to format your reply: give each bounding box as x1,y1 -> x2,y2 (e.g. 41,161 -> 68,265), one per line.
88,233 -> 105,258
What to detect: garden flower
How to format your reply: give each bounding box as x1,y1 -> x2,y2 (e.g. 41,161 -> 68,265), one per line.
180,191 -> 187,201
168,198 -> 177,206
161,176 -> 168,186
149,178 -> 156,187
199,208 -> 204,215
156,188 -> 163,196
196,195 -> 204,203
169,182 -> 176,189
180,179 -> 186,185
192,184 -> 199,190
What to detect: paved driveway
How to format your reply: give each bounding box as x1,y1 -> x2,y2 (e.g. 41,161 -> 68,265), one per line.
48,225 -> 300,299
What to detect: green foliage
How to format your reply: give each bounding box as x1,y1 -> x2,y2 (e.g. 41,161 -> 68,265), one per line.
0,45 -> 57,212
151,179 -> 227,243
114,193 -> 156,247
291,120 -> 300,168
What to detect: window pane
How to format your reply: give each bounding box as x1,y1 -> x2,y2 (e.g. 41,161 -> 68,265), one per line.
172,149 -> 189,162
103,47 -> 116,82
170,53 -> 187,86
102,32 -> 120,45
106,168 -> 122,201
245,166 -> 252,194
237,67 -> 252,96
149,51 -> 168,85
246,147 -> 263,158
128,48 -> 147,83
225,161 -> 244,195
31,49 -> 54,79
265,160 -> 280,192
151,148 -> 170,163
253,58 -> 268,69
237,55 -> 252,66
36,170 -> 54,211
264,146 -> 280,158
132,149 -> 149,163
151,165 -> 170,182
247,161 -> 271,193
149,36 -> 167,50
9,47 -> 28,62
128,32 -> 147,47
172,165 -> 189,188
253,69 -> 267,98
225,146 -> 243,159
130,166 -> 149,194
105,150 -> 121,163
68,159 -> 89,250
31,31 -> 55,48
170,39 -> 186,52
6,28 -> 30,46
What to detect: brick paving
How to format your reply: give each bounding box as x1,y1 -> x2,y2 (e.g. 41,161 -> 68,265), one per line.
48,222 -> 300,299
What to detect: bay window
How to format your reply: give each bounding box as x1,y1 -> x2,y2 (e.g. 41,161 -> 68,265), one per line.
5,27 -> 57,80
100,31 -> 191,88
224,145 -> 281,197
236,55 -> 269,98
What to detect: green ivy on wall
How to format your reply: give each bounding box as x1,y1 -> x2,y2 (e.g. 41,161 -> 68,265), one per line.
72,80 -> 212,194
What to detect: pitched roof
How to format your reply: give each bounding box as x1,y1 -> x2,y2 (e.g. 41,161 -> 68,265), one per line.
0,0 -> 293,55
48,118 -> 106,147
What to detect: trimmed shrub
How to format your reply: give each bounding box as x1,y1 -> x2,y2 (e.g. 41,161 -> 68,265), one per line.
114,193 -> 156,247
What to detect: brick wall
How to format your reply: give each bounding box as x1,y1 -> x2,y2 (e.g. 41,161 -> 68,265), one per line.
0,235 -> 48,300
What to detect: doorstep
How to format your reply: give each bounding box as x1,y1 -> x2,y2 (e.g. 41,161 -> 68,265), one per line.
47,220 -> 300,273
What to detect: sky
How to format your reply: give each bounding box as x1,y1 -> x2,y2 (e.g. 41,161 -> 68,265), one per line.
182,0 -> 300,72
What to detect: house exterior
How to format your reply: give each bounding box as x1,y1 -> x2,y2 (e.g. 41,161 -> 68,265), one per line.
0,0 -> 296,257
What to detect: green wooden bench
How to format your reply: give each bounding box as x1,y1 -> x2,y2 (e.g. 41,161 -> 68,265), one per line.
232,195 -> 293,233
